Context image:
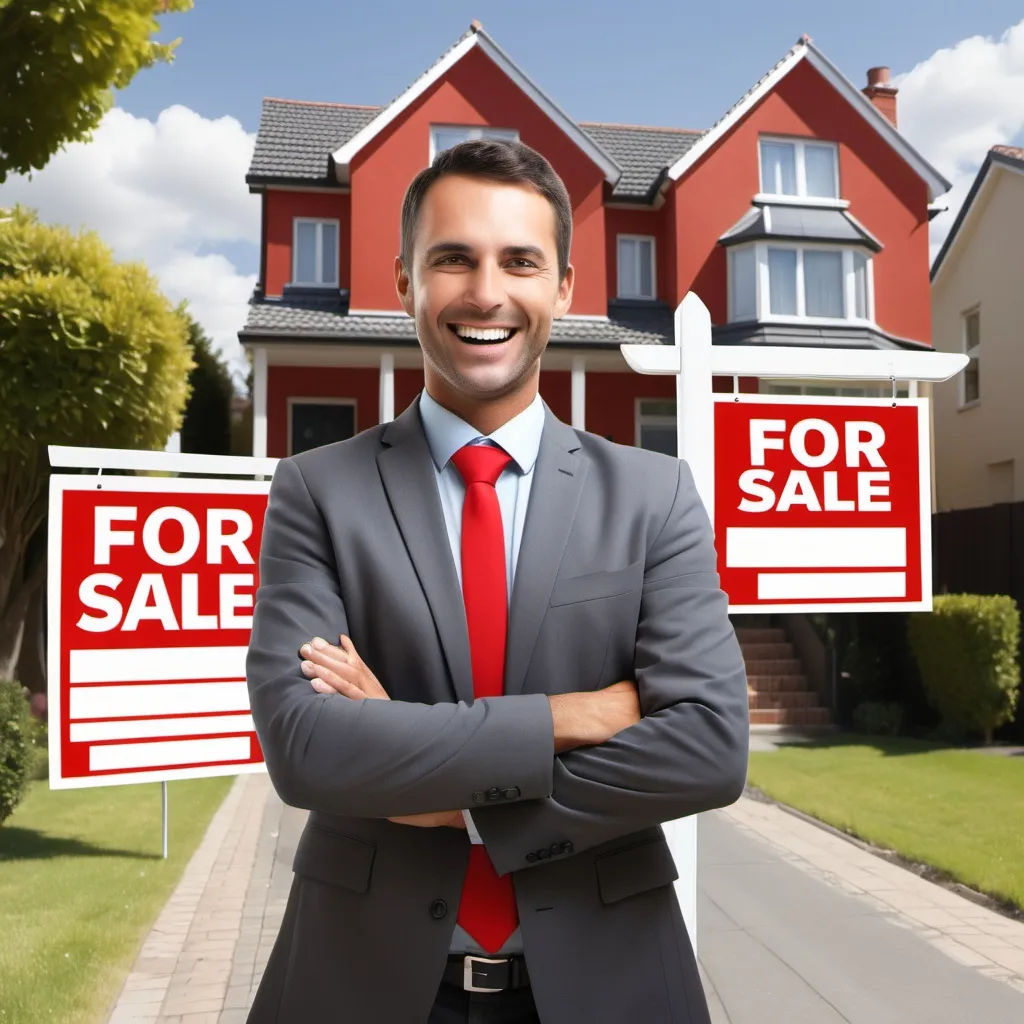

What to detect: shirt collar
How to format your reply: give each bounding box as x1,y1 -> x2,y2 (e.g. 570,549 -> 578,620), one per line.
418,387 -> 545,475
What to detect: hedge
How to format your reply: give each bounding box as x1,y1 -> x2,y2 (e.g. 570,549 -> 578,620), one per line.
908,594 -> 1020,743
0,679 -> 33,824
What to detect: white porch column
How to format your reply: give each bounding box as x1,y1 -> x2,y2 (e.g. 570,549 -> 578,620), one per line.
252,346 -> 268,459
571,356 -> 586,430
379,352 -> 395,424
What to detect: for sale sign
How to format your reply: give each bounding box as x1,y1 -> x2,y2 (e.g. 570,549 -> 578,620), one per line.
714,395 -> 931,612
47,476 -> 272,788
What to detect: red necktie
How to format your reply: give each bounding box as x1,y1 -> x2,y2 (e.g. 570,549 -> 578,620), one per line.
450,442 -> 519,954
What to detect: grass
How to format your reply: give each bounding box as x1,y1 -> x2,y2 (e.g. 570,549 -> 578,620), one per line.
0,775 -> 233,1024
747,735 -> 1024,912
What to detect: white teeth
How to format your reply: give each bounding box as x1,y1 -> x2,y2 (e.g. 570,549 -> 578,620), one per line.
452,325 -> 514,342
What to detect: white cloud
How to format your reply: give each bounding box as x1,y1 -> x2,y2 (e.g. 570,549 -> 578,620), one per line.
0,104 -> 259,381
895,18 -> 1024,258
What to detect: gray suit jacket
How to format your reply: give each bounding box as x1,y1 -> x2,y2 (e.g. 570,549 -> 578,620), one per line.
245,394 -> 749,1023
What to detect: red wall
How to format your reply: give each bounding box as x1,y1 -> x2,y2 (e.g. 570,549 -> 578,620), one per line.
348,46 -> 608,314
671,59 -> 931,343
265,191 -> 351,297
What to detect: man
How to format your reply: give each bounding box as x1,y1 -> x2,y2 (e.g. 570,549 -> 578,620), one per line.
246,139 -> 749,1023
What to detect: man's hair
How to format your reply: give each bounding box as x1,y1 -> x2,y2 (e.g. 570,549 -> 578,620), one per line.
400,138 -> 573,280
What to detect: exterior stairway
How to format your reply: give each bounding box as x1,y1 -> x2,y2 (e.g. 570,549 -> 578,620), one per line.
735,626 -> 832,726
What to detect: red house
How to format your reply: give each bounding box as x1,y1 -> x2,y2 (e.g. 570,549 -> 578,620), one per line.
239,23 -> 949,724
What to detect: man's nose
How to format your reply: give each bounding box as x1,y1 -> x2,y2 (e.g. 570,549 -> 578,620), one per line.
462,260 -> 505,312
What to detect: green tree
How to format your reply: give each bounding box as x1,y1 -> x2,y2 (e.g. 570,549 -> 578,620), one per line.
0,0 -> 192,184
0,204 -> 193,678
180,316 -> 234,456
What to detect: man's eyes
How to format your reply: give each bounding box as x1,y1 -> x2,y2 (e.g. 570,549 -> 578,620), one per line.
432,255 -> 537,269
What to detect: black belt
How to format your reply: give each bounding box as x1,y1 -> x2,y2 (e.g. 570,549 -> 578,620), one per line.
443,954 -> 531,992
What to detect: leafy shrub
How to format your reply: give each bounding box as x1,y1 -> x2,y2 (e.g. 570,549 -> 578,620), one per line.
0,679 -> 33,824
852,701 -> 904,736
908,595 -> 1021,743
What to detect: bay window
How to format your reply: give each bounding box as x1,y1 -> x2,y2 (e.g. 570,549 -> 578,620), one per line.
728,243 -> 873,323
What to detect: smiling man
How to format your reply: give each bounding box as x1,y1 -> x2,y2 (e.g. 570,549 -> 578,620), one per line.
245,139 -> 749,1024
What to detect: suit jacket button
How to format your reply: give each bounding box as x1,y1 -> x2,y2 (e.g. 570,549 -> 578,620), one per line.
526,852 -> 538,863
503,787 -> 520,800
472,791 -> 486,804
487,787 -> 501,801
536,848 -> 550,859
550,842 -> 563,856
563,841 -> 573,854
430,899 -> 448,919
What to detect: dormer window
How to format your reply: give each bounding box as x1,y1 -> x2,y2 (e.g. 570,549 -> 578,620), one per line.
759,138 -> 839,200
430,125 -> 519,161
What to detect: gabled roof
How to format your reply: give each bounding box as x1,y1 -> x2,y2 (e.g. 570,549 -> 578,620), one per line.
665,36 -> 952,203
930,145 -> 1024,283
329,24 -> 621,186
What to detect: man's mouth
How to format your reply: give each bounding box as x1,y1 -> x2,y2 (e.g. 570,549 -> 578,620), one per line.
448,323 -> 518,345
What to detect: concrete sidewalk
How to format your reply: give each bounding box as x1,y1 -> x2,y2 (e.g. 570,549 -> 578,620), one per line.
106,772 -> 1024,1023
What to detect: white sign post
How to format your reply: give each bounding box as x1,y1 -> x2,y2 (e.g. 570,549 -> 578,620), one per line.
620,291 -> 968,951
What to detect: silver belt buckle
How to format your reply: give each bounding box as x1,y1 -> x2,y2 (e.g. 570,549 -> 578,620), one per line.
463,954 -> 509,993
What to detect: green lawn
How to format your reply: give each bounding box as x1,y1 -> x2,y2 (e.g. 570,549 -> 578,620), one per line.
747,736 -> 1024,911
0,775 -> 233,1024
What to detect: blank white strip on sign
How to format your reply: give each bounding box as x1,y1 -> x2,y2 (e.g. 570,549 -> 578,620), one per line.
758,572 -> 907,600
70,681 -> 250,720
69,646 -> 249,684
71,713 -> 255,743
727,528 -> 906,569
89,736 -> 252,772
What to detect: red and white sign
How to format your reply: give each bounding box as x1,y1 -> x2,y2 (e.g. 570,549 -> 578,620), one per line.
714,395 -> 931,613
47,477 -> 271,789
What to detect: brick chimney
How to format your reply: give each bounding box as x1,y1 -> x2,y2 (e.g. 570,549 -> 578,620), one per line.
863,66 -> 897,128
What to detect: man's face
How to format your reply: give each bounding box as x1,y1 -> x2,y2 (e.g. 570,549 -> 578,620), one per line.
395,174 -> 573,415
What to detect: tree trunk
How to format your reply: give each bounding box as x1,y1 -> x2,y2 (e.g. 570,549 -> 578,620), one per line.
0,449 -> 48,682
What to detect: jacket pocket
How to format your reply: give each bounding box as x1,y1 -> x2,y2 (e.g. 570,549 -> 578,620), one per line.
549,558 -> 644,607
292,824 -> 376,894
595,834 -> 679,905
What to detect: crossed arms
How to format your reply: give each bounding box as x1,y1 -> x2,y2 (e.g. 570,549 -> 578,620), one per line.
246,456 -> 749,877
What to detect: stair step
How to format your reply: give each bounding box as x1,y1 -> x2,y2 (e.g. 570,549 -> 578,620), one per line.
749,707 -> 832,726
746,674 -> 810,693
748,690 -> 819,710
745,658 -> 803,676
733,627 -> 786,644
740,642 -> 794,660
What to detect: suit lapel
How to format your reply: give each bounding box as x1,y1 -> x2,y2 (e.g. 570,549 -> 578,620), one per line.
377,397 -> 474,705
504,406 -> 586,696
376,394 -> 587,704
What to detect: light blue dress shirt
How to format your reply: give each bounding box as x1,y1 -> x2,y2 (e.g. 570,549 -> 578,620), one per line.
418,386 -> 545,957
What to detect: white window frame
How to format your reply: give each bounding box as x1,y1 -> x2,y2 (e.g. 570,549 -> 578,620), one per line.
634,397 -> 676,452
961,306 -> 980,408
429,124 -> 519,162
617,234 -> 657,300
727,241 -> 875,326
292,218 -> 340,287
758,136 -> 841,201
287,397 -> 357,456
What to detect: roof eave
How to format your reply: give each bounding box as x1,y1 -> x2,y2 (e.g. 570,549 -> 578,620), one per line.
328,27 -> 622,186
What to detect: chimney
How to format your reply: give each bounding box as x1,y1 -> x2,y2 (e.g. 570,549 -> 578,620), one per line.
863,66 -> 898,128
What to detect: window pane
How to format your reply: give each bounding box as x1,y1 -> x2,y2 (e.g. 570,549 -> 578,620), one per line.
320,223 -> 338,284
853,252 -> 868,319
760,141 -> 797,195
804,145 -> 838,198
804,250 -> 844,317
639,399 -> 676,417
618,237 -> 639,296
638,239 -> 654,297
965,355 -> 980,403
432,128 -> 471,154
639,424 -> 676,457
767,248 -> 798,314
481,128 -> 518,141
291,403 -> 355,455
965,310 -> 980,351
730,247 -> 756,320
295,222 -> 317,283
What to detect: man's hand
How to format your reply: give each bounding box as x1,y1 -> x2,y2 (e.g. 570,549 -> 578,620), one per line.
299,635 -> 390,700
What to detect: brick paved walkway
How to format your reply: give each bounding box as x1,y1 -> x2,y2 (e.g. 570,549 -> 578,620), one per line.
106,774 -> 1024,1023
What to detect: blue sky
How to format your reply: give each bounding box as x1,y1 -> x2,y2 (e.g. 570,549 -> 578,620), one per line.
126,0 -> 1023,134
5,1 -> 1023,374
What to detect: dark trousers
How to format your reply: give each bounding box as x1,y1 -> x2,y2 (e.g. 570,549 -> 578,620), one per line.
428,979 -> 542,1023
